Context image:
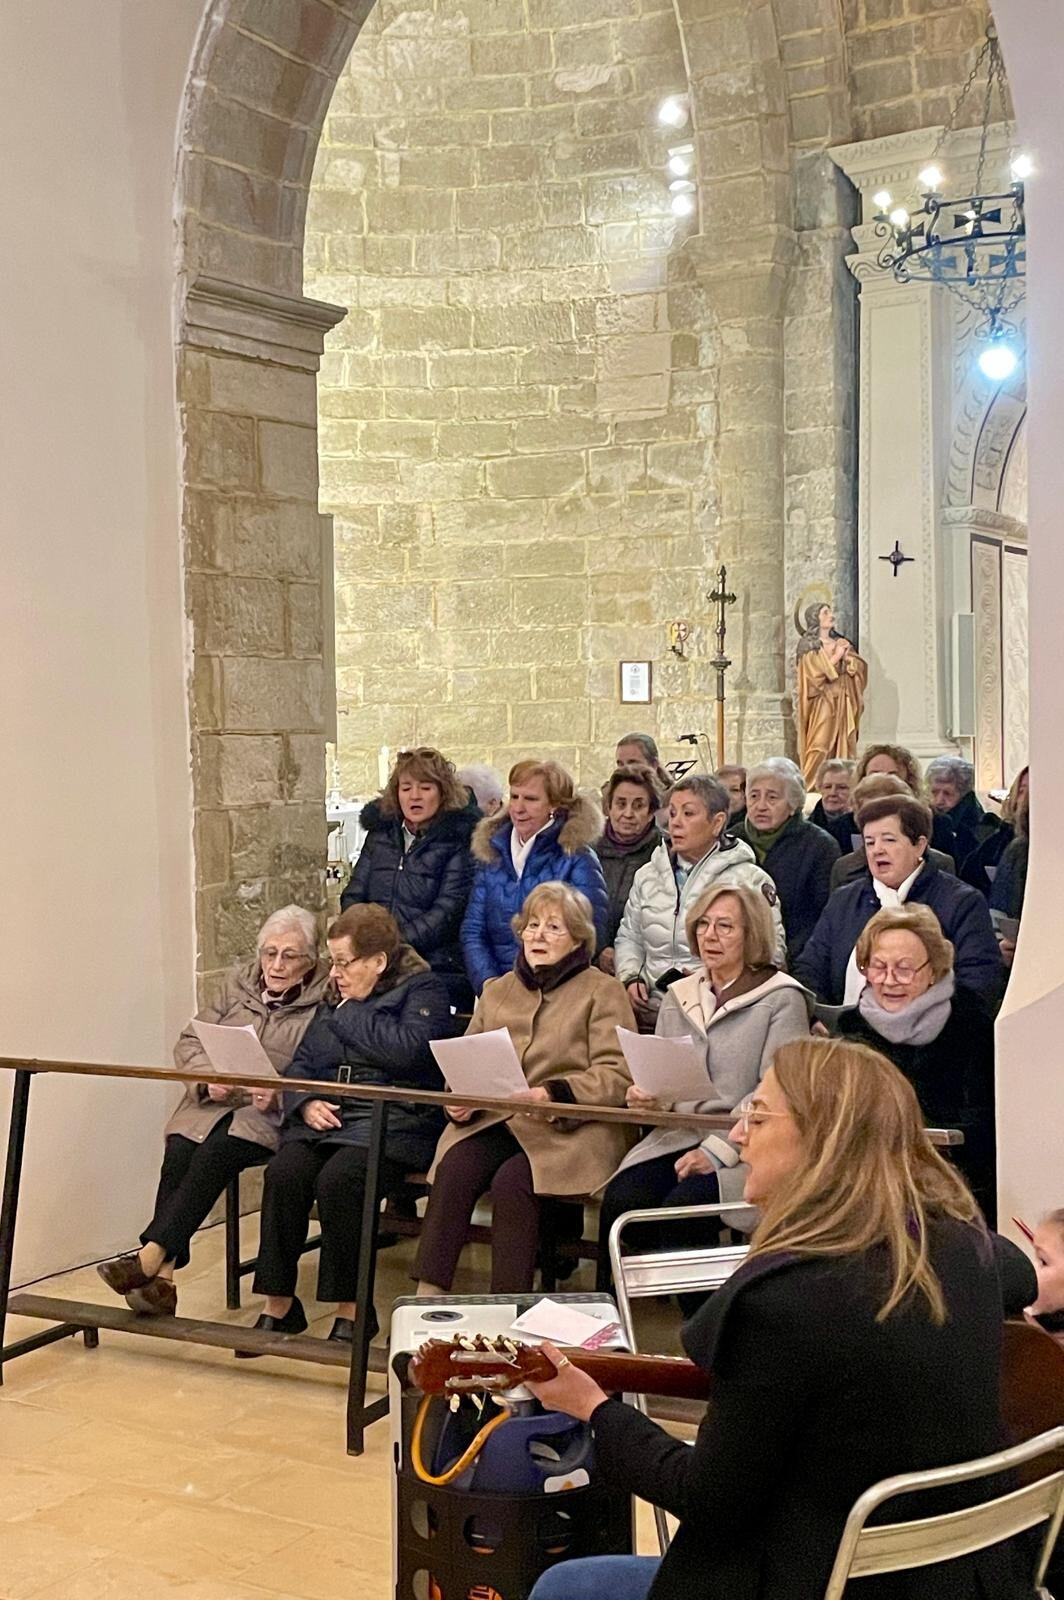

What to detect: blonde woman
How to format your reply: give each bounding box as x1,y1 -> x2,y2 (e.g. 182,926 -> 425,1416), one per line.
596,880 -> 811,1290
526,1038 -> 1037,1600
417,882 -> 632,1295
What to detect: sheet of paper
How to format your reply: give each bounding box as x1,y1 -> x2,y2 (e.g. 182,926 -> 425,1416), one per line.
510,1298 -> 622,1347
990,910 -> 1020,941
616,1026 -> 711,1103
191,1020 -> 279,1079
430,1028 -> 527,1099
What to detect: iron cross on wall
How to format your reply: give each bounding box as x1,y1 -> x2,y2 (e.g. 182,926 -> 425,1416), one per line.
878,541 -> 915,577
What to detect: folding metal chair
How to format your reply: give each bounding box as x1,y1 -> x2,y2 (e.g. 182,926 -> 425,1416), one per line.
608,1201 -> 755,1554
822,1425 -> 1064,1599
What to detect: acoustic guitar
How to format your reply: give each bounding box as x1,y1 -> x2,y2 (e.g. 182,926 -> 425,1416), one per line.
407,1319 -> 1064,1451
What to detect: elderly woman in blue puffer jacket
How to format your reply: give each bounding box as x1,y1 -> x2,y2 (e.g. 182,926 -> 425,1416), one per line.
461,759 -> 609,995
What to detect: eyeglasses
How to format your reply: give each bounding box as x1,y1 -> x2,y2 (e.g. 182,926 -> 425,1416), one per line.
864,958 -> 930,984
735,1096 -> 791,1133
330,954 -> 362,972
260,947 -> 308,964
696,918 -> 737,937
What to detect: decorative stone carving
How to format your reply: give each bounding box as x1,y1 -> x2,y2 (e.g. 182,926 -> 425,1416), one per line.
971,538 -> 1004,788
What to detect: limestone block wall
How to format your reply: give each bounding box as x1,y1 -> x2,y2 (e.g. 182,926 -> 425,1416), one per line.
842,0 -> 992,141
305,0 -> 725,791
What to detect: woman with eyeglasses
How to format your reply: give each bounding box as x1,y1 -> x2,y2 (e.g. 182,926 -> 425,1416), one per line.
241,904 -> 452,1348
524,1038 -> 1037,1600
836,903 -> 997,1223
595,880 -> 811,1292
96,906 -> 329,1316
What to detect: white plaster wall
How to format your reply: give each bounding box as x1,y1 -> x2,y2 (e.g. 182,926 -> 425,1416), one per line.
0,1 -> 203,1280
987,1 -> 1064,1241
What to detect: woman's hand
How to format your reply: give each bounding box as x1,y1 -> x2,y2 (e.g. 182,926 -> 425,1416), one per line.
512,1086 -> 551,1105
625,980 -> 656,1028
524,1341 -> 609,1423
626,1084 -> 658,1111
597,946 -> 616,975
999,937 -> 1017,968
206,1083 -> 233,1103
250,1088 -> 278,1113
301,1099 -> 343,1132
674,1147 -> 713,1180
446,1103 -> 477,1123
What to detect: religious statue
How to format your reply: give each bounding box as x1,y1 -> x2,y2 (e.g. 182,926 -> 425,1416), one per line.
795,602 -> 868,789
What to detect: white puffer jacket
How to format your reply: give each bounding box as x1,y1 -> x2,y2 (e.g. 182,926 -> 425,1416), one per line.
614,834 -> 787,986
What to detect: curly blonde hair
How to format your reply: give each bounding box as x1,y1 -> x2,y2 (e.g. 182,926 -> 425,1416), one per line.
856,743 -> 922,795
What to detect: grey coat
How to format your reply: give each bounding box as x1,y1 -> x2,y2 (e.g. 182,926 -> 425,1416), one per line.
608,967 -> 812,1206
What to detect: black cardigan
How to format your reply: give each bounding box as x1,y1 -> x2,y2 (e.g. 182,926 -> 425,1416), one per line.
741,813 -> 840,964
589,1221 -> 1036,1600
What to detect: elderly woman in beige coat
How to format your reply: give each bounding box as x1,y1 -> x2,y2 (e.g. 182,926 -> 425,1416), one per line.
415,882 -> 634,1294
96,906 -> 328,1315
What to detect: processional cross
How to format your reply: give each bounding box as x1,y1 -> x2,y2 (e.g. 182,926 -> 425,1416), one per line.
708,565 -> 737,768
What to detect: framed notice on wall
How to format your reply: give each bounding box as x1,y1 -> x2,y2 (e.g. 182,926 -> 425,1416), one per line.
619,660 -> 652,704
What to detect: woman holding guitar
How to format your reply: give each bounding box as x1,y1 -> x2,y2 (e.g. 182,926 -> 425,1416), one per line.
522,1038 -> 1039,1600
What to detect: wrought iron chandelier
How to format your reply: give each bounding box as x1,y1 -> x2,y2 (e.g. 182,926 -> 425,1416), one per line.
872,24 -> 1026,373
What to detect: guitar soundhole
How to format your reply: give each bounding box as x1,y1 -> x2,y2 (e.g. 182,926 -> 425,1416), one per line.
420,1309 -> 464,1323
409,1501 -> 438,1541
463,1514 -> 503,1556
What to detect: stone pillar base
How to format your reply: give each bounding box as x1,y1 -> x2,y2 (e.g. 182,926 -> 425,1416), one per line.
725,691 -> 795,767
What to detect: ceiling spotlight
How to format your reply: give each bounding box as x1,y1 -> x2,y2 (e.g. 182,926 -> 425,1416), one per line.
918,165 -> 944,192
658,95 -> 689,129
977,340 -> 1019,381
670,190 -> 696,217
667,145 -> 694,178
1010,152 -> 1033,181
873,189 -> 893,211
889,207 -> 910,229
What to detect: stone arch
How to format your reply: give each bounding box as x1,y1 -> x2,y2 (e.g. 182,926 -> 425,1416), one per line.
176,0 -> 814,983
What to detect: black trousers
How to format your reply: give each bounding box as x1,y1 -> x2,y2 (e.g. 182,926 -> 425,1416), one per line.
141,1114 -> 268,1270
413,1124 -> 541,1294
595,1147 -> 721,1294
253,1139 -> 407,1304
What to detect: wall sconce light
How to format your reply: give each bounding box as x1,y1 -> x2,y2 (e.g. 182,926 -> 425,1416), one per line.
668,620 -> 690,659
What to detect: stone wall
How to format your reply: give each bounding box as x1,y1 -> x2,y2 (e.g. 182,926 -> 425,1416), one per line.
306,0 -> 729,791
842,0 -> 992,141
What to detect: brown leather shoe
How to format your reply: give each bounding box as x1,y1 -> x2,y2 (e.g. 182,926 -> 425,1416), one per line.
126,1279 -> 177,1317
97,1253 -> 151,1295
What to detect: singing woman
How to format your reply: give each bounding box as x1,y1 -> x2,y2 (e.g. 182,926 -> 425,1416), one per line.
526,1037 -> 1037,1600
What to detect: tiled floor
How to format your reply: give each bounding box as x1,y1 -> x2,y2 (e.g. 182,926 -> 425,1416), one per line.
1,1220 -> 677,1599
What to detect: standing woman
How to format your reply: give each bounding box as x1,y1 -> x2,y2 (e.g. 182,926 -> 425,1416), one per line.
526,1038 -> 1037,1600
596,764 -> 663,975
461,760 -> 608,996
340,746 -> 479,1007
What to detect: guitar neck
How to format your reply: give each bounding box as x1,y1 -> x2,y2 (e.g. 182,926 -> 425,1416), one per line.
564,1348 -> 711,1401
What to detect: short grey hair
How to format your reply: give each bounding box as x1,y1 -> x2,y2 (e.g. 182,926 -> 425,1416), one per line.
925,756 -> 975,796
456,763 -> 504,810
668,773 -> 729,818
257,905 -> 318,956
617,731 -> 659,761
816,758 -> 854,784
746,757 -> 806,814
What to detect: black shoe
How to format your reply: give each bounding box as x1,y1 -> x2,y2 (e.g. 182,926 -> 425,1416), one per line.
235,1297 -> 307,1358
327,1305 -> 379,1345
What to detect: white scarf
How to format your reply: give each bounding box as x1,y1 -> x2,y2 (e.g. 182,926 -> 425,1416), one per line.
842,863 -> 924,1004
511,818 -> 553,878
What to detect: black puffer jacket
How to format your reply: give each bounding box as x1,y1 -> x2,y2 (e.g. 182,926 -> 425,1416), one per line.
280,946 -> 452,1170
340,799 -> 479,1005
596,826 -> 663,948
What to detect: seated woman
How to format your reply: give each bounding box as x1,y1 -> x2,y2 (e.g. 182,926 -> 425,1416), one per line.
830,773 -> 956,889
837,904 -> 997,1222
596,881 -> 811,1291
962,765 -> 1027,899
615,774 -> 785,1032
461,760 -> 609,996
526,1037 -> 1037,1600
990,781 -> 1029,969
852,742 -> 957,857
737,757 -> 839,963
795,794 -> 1003,1008
340,746 -> 479,1008
808,756 -> 855,851
415,883 -> 634,1295
244,904 -> 451,1346
595,764 -> 663,976
97,906 -> 327,1315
